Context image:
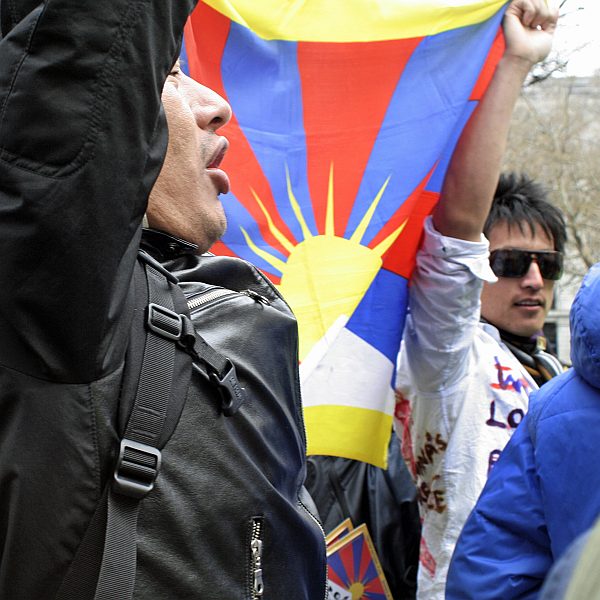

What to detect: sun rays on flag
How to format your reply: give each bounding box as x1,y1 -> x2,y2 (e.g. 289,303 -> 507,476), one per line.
240,162 -> 407,360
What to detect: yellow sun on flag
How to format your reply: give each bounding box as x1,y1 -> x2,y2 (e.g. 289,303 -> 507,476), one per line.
240,163 -> 406,361
348,582 -> 366,599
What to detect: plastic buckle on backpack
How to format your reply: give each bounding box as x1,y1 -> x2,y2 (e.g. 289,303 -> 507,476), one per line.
113,439 -> 162,499
209,361 -> 247,417
147,303 -> 183,341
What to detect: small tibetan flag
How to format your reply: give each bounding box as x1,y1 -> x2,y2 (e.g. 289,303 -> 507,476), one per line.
327,523 -> 393,600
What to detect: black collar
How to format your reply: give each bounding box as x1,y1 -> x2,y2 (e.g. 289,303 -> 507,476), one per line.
496,327 -> 539,356
140,228 -> 198,261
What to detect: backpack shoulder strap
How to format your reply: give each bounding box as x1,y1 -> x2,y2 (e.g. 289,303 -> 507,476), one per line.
94,251 -> 192,599
58,250 -> 248,600
57,251 -> 191,600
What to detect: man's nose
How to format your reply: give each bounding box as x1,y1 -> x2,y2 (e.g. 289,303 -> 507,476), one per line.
521,258 -> 544,289
192,82 -> 232,131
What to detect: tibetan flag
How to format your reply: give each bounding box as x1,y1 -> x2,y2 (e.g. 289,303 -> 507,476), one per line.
326,523 -> 393,599
182,0 -> 507,467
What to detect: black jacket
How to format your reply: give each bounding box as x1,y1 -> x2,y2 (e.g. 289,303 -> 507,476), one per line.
307,440 -> 420,600
0,2 -> 326,598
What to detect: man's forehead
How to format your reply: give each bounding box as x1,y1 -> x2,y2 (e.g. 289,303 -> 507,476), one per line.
488,220 -> 554,250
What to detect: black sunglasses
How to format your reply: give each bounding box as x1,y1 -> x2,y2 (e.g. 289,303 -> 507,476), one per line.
489,249 -> 563,280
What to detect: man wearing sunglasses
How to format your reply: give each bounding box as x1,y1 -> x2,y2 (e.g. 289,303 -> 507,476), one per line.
481,172 -> 566,382
393,2 -> 564,597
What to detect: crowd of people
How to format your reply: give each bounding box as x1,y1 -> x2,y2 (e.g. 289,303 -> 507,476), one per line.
0,0 -> 595,598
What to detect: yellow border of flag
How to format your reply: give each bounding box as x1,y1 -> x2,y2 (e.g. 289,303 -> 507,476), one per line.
304,405 -> 393,467
203,0 -> 506,41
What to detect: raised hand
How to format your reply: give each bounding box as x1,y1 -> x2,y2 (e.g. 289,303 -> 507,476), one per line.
503,0 -> 559,66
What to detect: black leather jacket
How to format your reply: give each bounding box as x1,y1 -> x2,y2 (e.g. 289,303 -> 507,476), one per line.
0,2 -> 326,598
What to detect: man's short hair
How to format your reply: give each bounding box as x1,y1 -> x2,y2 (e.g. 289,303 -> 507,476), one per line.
484,172 -> 567,254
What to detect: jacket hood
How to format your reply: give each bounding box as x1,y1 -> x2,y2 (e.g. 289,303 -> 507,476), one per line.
570,262 -> 600,389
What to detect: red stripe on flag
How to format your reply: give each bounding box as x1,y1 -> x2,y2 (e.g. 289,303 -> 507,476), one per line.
327,567 -> 348,590
297,38 -> 422,236
360,166 -> 439,278
357,535 -> 373,582
185,4 -> 230,92
470,29 -> 505,101
380,190 -> 439,278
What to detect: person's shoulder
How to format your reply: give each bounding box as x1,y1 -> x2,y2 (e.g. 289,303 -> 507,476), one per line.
530,367 -> 576,408
528,367 -> 594,434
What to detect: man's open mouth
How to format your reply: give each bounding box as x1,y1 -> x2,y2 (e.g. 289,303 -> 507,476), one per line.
207,138 -> 228,169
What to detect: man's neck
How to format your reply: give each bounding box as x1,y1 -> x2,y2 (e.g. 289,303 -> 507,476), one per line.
482,318 -> 562,386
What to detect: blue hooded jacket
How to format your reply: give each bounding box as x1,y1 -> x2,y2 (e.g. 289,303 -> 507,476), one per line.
446,262 -> 600,599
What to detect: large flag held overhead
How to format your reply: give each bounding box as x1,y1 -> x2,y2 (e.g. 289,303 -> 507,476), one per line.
182,0 -> 507,468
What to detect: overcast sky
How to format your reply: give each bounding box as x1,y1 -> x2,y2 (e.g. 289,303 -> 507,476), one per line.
554,0 -> 600,76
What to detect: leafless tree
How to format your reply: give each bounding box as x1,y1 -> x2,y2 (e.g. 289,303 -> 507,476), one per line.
527,0 -> 589,86
503,74 -> 600,286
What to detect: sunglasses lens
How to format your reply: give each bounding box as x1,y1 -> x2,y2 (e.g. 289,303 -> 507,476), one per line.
489,250 -> 563,280
490,250 -> 528,278
537,253 -> 563,280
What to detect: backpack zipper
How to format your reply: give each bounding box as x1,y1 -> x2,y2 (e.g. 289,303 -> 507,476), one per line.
249,517 -> 264,599
187,288 -> 237,311
187,288 -> 271,313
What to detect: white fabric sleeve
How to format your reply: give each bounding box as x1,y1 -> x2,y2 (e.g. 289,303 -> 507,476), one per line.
399,216 -> 496,392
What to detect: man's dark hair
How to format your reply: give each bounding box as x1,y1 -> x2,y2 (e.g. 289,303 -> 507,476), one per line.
484,172 -> 567,254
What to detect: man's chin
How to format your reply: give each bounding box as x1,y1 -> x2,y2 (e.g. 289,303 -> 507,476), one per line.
196,219 -> 227,255
506,320 -> 545,339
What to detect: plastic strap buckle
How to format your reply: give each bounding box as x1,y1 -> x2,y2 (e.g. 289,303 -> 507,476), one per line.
209,361 -> 247,417
113,439 -> 162,499
146,303 -> 183,341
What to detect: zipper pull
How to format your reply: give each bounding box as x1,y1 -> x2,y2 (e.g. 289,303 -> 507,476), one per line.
242,289 -> 271,305
253,569 -> 264,598
251,539 -> 264,597
250,519 -> 264,598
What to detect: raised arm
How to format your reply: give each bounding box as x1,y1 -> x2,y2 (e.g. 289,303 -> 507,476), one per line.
433,0 -> 558,241
0,0 -> 197,382
398,0 -> 558,392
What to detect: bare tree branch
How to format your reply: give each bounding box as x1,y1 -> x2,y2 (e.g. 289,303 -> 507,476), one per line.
503,73 -> 600,285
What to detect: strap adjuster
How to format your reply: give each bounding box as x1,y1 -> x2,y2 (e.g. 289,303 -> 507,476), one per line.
209,361 -> 247,416
147,303 -> 183,341
113,439 -> 162,499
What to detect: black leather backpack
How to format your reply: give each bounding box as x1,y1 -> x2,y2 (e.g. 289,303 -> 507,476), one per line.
52,234 -> 327,600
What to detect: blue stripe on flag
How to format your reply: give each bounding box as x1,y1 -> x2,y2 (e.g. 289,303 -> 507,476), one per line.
346,268 -> 408,364
221,23 -> 318,242
344,9 -> 504,244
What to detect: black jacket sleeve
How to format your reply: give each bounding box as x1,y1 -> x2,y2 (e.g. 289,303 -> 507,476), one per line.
0,0 -> 196,383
